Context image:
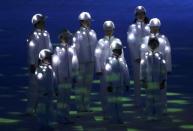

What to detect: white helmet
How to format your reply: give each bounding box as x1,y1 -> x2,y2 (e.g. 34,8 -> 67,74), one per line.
135,6 -> 146,14
103,21 -> 115,30
39,49 -> 52,61
149,18 -> 161,27
78,12 -> 91,21
31,14 -> 45,25
111,39 -> 123,50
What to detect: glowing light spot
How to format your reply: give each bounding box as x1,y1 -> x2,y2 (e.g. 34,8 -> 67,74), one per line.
61,47 -> 65,51
37,73 -> 43,80
72,37 -> 76,42
72,56 -> 78,65
137,24 -> 141,29
43,32 -> 47,36
34,32 -> 37,35
165,46 -> 170,52
128,33 -> 135,41
95,48 -> 102,57
158,37 -> 164,43
56,46 -> 60,50
52,55 -> 60,65
29,41 -> 35,47
145,25 -> 150,31
155,53 -> 159,57
89,31 -> 93,36
141,44 -> 146,49
48,65 -> 52,69
104,40 -> 109,44
105,63 -> 112,71
82,31 -> 86,35
141,59 -> 145,64
162,60 -> 166,64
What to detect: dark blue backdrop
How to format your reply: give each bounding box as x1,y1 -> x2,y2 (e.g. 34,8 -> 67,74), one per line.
1,0 -> 192,91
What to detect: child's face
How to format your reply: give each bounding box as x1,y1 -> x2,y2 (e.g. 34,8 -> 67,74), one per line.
150,26 -> 159,34
104,29 -> 114,37
81,20 -> 91,28
60,36 -> 68,43
35,20 -> 45,30
43,56 -> 52,64
136,12 -> 145,22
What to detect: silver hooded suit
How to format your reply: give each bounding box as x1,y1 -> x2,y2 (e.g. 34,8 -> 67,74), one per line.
73,27 -> 97,111
127,21 -> 150,106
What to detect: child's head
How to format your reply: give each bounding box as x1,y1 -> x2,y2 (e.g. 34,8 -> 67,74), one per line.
79,12 -> 92,29
32,14 -> 46,30
39,49 -> 52,65
111,40 -> 123,58
58,29 -> 73,44
103,21 -> 115,37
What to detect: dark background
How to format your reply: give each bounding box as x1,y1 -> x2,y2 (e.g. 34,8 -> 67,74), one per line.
0,0 -> 193,130
0,0 -> 193,91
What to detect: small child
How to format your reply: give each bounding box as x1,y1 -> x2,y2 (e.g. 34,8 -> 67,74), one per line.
140,36 -> 167,120
52,29 -> 78,124
35,49 -> 58,130
104,40 -> 130,124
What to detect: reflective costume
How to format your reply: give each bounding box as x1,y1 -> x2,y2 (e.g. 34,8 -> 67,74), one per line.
27,14 -> 53,114
127,7 -> 150,106
104,43 -> 130,123
141,35 -> 172,72
53,43 -> 78,123
95,35 -> 125,117
140,49 -> 167,120
73,12 -> 97,111
35,49 -> 57,129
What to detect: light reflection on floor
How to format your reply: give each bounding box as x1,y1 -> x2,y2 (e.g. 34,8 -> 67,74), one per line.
0,74 -> 193,130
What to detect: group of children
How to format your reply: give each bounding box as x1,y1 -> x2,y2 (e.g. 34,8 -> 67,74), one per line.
26,5 -> 172,130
